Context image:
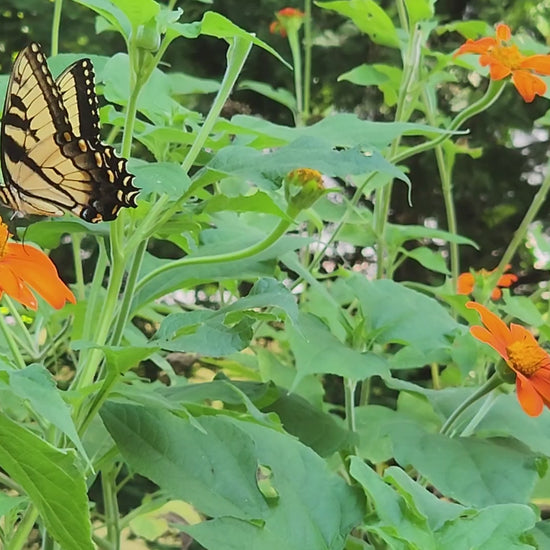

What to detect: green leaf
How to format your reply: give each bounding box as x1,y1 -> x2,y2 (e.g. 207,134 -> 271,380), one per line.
402,246 -> 450,275
222,113 -> 459,151
386,223 -> 478,249
7,364 -> 87,459
338,64 -> 402,106
437,504 -> 537,550
155,278 -> 298,355
288,313 -> 390,389
132,161 -> 191,198
0,415 -> 93,550
349,458 -> 438,549
346,276 -> 461,351
204,191 -> 288,218
71,344 -> 161,374
238,80 -> 297,112
391,423 -> 538,507
111,0 -> 159,28
200,12 -> 289,67
317,0 -> 400,48
73,0 -> 131,38
101,404 -> 363,550
404,0 -> 434,23
208,136 -> 408,191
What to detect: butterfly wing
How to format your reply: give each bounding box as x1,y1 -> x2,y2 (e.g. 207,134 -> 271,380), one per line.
0,43 -> 138,222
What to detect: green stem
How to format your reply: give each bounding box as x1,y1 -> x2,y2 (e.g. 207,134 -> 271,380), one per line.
486,162 -> 550,304
0,307 -> 26,369
71,233 -> 85,301
440,372 -> 502,436
344,378 -> 357,448
374,23 -> 423,278
135,213 -> 292,294
50,0 -> 63,56
110,239 -> 148,345
6,505 -> 38,550
102,465 -> 120,549
287,30 -> 304,125
391,79 -> 506,166
2,296 -> 38,356
303,0 -> 312,119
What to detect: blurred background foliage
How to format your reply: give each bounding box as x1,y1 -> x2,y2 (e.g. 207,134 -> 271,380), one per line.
1,0 -> 550,289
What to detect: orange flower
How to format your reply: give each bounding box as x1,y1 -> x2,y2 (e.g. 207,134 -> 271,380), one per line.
467,301 -> 550,416
457,264 -> 518,300
269,7 -> 305,37
454,23 -> 550,102
0,219 -> 75,310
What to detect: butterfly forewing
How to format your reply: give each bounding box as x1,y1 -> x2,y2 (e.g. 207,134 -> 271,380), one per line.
0,42 -> 139,222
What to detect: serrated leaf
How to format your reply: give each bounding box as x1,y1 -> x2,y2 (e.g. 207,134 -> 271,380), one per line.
0,415 -> 93,549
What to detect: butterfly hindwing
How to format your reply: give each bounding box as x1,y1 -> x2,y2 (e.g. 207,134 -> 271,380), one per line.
0,43 -> 138,222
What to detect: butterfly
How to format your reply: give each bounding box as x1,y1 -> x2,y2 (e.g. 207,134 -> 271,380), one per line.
0,42 -> 139,223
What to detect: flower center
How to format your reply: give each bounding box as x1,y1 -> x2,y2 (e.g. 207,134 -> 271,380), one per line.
506,339 -> 549,376
489,44 -> 524,70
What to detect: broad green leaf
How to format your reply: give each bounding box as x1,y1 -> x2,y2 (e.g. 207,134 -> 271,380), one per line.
238,80 -> 297,112
531,520 -> 550,549
386,223 -> 478,249
402,246 -> 450,275
7,364 -> 87,459
287,312 -> 390,389
21,219 -> 109,248
0,492 -> 26,517
204,191 -> 288,218
101,404 -> 363,550
338,63 -> 402,106
349,457 -> 438,549
0,415 -> 93,550
404,0 -> 434,23
155,278 -> 298,355
317,0 -> 400,48
437,504 -> 536,550
111,0 -> 159,28
346,276 -> 461,351
391,423 -> 538,507
71,344 -> 161,374
501,293 -> 545,328
101,402 -> 269,519
475,393 -> 550,456
200,12 -> 289,67
207,136 -> 408,191
132,161 -> 191,197
221,113 -> 460,151
73,0 -> 131,38
168,72 -> 220,95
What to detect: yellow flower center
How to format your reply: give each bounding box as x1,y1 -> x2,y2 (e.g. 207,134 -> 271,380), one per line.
506,339 -> 549,376
489,44 -> 524,70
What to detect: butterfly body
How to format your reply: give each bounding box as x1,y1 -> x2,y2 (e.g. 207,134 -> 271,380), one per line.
0,42 -> 138,223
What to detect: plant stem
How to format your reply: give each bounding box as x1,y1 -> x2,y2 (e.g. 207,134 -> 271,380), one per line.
50,0 -> 63,56
303,0 -> 312,120
6,505 -> 38,550
71,233 -> 86,301
102,465 -> 121,550
440,372 -> 502,436
487,162 -> 550,304
288,29 -> 304,125
0,307 -> 26,369
135,216 -> 293,294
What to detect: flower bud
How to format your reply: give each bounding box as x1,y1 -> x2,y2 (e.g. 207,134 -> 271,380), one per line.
284,168 -> 326,212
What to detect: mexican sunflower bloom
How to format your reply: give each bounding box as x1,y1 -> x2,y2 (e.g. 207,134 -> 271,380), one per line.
454,23 -> 550,102
467,301 -> 550,416
457,265 -> 518,300
269,7 -> 305,37
0,219 -> 75,310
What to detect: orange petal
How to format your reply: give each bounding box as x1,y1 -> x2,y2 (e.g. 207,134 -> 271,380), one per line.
469,326 -> 508,360
454,37 -> 496,57
511,70 -> 546,102
3,244 -> 75,309
497,273 -> 518,287
0,264 -> 38,310
466,301 -> 513,351
528,369 -> 550,408
457,272 -> 475,295
495,24 -> 511,41
520,54 -> 550,75
485,59 -> 512,80
516,373 -> 544,416
490,287 -> 502,300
